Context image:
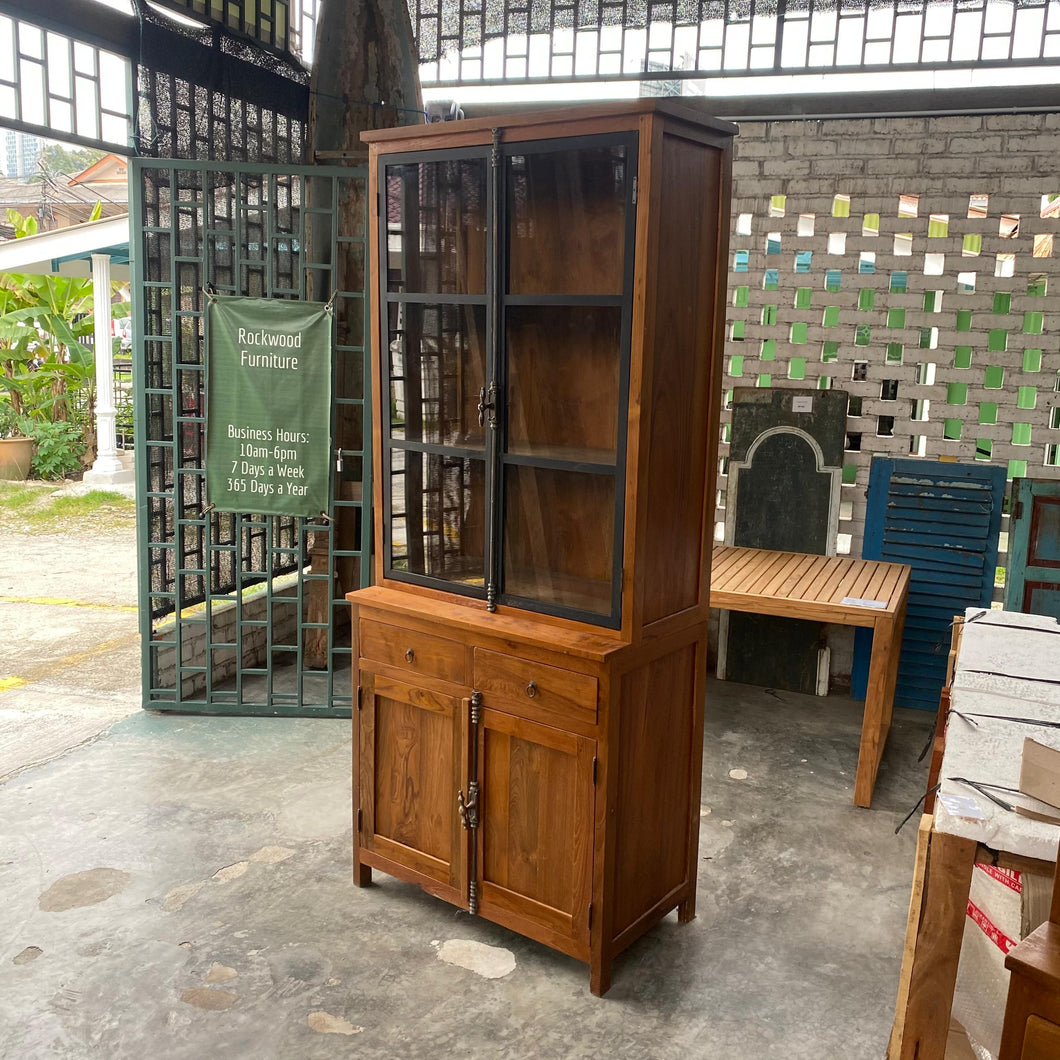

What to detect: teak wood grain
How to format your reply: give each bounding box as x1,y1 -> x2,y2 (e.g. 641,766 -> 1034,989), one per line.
350,100 -> 735,996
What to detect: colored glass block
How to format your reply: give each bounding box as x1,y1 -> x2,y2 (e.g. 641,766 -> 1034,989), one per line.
788,358 -> 806,380
988,330 -> 1008,352
818,376 -> 831,390
795,251 -> 813,273
956,311 -> 972,332
842,464 -> 857,484
1024,311 -> 1044,334
1028,276 -> 1048,297
732,321 -> 746,340
825,269 -> 842,291
855,324 -> 871,346
887,343 -> 904,364
734,286 -> 749,307
767,233 -> 781,254
1017,386 -> 1037,410
730,355 -> 744,376
984,366 -> 1005,389
890,271 -> 908,293
795,288 -> 812,309
821,341 -> 839,362
764,269 -> 780,289
944,419 -> 963,440
888,308 -> 906,328
859,254 -> 875,274
1008,459 -> 1028,479
979,402 -> 998,424
757,374 -> 771,387
1012,423 -> 1032,445
976,439 -> 992,460
762,304 -> 778,326
947,382 -> 968,405
923,291 -> 938,312
963,233 -> 982,256
858,289 -> 875,311
823,306 -> 840,327
791,322 -> 808,344
734,250 -> 749,272
954,347 -> 973,369
761,339 -> 776,360
1024,349 -> 1043,372
993,293 -> 1011,314
833,196 -> 850,218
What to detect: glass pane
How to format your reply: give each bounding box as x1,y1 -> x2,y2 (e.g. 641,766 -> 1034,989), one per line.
389,450 -> 485,587
385,158 -> 487,295
389,303 -> 487,448
504,465 -> 614,616
506,305 -> 620,463
1030,498 -> 1060,565
507,144 -> 628,295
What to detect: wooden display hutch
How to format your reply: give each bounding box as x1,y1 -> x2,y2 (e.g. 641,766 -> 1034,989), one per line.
348,100 -> 736,995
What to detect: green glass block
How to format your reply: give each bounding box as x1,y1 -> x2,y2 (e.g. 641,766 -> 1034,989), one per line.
762,304 -> 778,326
760,339 -> 776,361
791,322 -> 808,344
979,402 -> 998,424
757,374 -> 772,387
1028,276 -> 1048,297
825,269 -> 842,291
823,306 -> 840,327
975,438 -> 993,461
890,271 -> 908,293
1017,386 -> 1037,409
788,358 -> 806,380
833,196 -> 851,218
732,320 -> 746,340
1012,423 -> 1032,445
993,293 -> 1011,314
1024,311 -> 1044,335
858,289 -> 875,311
734,286 -> 749,307
1024,349 -> 1043,372
956,311 -> 972,332
1008,459 -> 1028,479
855,324 -> 871,346
947,382 -> 968,405
821,341 -> 839,362
944,419 -> 963,440
923,292 -> 937,312
984,366 -> 1005,389
954,347 -> 973,369
887,343 -> 904,364
988,329 -> 1008,352
919,328 -> 934,349
795,287 -> 812,309
818,376 -> 831,390
963,233 -> 982,255
928,216 -> 949,238
842,464 -> 858,485
888,308 -> 906,328
730,355 -> 744,376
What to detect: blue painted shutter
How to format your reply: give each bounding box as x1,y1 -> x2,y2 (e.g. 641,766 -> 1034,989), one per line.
852,459 -> 1006,710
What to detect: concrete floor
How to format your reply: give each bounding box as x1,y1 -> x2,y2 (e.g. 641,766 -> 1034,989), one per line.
0,519 -> 935,1059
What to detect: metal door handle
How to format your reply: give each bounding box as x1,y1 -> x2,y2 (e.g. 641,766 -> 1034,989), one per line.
526,681 -> 537,698
405,648 -> 415,663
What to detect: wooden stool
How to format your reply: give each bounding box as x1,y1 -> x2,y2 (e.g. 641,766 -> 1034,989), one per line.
1000,840 -> 1060,1059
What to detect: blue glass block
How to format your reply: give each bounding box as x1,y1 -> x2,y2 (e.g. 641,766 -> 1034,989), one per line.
795,250 -> 813,273
890,271 -> 908,293
764,268 -> 780,289
859,254 -> 876,274
825,269 -> 842,291
734,250 -> 749,273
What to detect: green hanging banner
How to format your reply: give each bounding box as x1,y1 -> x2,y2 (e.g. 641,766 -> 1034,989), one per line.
205,295 -> 332,517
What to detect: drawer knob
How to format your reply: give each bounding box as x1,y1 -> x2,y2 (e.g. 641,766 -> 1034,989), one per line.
526,680 -> 537,698
405,648 -> 415,663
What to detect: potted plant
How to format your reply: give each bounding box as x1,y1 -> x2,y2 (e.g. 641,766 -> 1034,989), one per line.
0,398 -> 34,480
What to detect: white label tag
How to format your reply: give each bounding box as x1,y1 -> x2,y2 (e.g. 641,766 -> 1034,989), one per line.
938,792 -> 987,821
841,596 -> 887,609
792,396 -> 814,413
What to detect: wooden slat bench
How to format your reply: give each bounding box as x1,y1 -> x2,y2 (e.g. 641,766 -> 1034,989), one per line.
710,545 -> 911,808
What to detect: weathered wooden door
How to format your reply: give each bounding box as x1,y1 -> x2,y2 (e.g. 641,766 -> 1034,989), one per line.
1004,478 -> 1060,620
477,707 -> 595,955
358,671 -> 468,905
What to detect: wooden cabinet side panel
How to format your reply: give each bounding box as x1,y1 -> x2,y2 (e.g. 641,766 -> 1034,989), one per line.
638,131 -> 728,626
612,638 -> 701,936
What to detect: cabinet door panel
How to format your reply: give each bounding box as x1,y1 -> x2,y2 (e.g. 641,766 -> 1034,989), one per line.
478,707 -> 594,949
359,672 -> 467,904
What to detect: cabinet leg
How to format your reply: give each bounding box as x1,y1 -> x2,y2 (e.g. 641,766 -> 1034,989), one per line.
353,859 -> 372,887
678,894 -> 696,923
590,954 -> 612,998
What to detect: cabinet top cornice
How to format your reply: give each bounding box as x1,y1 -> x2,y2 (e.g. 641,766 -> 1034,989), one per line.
360,98 -> 739,147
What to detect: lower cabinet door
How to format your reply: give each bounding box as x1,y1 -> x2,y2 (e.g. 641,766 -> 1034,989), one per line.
358,671 -> 468,907
476,705 -> 595,956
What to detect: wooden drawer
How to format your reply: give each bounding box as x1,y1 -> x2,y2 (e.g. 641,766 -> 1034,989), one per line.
359,619 -> 466,684
473,648 -> 597,724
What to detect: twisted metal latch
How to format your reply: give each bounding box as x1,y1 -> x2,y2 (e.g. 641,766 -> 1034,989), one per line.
457,782 -> 480,830
477,382 -> 497,428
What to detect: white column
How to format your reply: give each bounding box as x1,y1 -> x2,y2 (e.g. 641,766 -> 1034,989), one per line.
83,253 -> 133,485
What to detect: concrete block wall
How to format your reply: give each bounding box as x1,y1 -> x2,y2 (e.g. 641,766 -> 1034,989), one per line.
722,113 -> 1060,586
152,582 -> 300,700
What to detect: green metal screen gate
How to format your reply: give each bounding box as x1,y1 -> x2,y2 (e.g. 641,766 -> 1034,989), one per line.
131,158 -> 370,716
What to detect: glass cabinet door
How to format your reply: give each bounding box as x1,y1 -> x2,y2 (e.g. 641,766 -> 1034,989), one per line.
382,153 -> 490,593
499,138 -> 635,624
378,134 -> 636,627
